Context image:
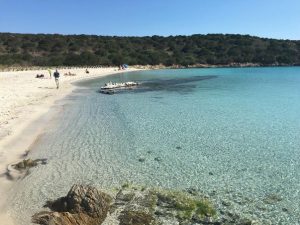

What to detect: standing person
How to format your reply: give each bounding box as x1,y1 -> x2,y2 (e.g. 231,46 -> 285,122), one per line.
47,68 -> 52,78
53,69 -> 60,89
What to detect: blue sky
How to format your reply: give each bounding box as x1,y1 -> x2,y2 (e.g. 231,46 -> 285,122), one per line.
0,0 -> 299,40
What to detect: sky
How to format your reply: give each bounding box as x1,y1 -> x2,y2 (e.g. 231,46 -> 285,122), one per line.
0,0 -> 299,40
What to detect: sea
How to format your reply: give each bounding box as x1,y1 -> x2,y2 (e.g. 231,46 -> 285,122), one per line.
6,67 -> 300,224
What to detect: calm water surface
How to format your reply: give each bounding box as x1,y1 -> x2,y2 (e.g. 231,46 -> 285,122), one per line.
7,67 -> 300,224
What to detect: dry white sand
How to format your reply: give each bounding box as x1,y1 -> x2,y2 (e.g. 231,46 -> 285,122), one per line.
0,67 -> 141,225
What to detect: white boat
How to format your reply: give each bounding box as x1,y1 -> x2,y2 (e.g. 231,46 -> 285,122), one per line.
100,81 -> 139,90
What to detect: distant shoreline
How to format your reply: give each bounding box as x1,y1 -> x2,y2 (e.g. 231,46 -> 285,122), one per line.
1,63 -> 299,73
166,63 -> 300,69
1,33 -> 299,67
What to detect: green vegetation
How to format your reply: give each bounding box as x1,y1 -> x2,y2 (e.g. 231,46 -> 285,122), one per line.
155,189 -> 216,221
0,33 -> 299,66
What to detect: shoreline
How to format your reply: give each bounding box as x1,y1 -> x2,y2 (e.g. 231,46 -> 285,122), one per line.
1,63 -> 299,73
0,67 -> 142,225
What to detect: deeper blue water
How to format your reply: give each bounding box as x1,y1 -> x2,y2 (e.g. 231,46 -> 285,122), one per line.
7,67 -> 300,224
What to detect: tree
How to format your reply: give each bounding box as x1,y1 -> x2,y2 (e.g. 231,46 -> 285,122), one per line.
0,33 -> 299,66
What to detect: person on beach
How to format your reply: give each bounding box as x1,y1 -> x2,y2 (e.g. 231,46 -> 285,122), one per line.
47,68 -> 52,78
53,69 -> 60,89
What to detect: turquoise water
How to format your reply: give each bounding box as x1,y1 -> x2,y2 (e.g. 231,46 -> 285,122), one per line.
7,67 -> 300,224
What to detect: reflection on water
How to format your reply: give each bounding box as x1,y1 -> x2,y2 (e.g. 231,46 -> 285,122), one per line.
136,75 -> 217,93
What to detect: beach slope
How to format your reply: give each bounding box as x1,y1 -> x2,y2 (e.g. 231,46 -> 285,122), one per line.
0,67 -> 139,225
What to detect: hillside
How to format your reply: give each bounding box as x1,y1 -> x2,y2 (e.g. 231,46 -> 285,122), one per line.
0,33 -> 299,67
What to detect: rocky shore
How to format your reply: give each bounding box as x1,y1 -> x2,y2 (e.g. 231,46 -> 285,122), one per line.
32,184 -> 257,225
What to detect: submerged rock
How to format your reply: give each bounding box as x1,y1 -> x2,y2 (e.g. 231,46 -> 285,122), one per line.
119,210 -> 155,225
116,190 -> 135,203
13,158 -> 47,170
138,157 -> 145,162
282,207 -> 289,213
263,193 -> 283,205
154,157 -> 162,162
6,158 -> 47,180
221,200 -> 231,207
32,184 -> 112,225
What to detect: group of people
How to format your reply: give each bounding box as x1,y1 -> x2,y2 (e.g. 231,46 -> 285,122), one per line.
118,64 -> 128,70
35,69 -> 60,89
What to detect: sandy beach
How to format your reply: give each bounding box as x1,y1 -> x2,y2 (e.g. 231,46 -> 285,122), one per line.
0,67 -> 140,224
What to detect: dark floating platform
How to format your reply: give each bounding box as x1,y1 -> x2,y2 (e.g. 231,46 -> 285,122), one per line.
99,89 -> 115,95
99,75 -> 217,95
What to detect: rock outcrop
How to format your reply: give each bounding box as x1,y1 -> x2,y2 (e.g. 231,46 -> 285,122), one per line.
6,158 -> 47,180
33,184 -> 258,225
32,184 -> 112,225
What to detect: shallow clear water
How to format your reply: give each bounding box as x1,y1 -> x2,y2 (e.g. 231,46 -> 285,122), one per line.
7,67 -> 300,224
